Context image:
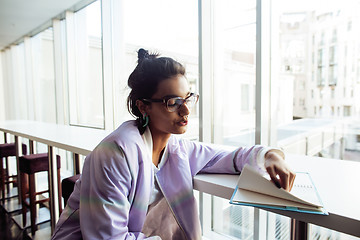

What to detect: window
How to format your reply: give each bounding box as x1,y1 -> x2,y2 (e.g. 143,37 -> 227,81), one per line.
344,106 -> 351,116
317,49 -> 325,86
241,84 -> 250,111
347,21 -> 352,31
30,28 -> 57,123
331,29 -> 337,43
68,1 -> 104,128
275,0 -> 360,237
331,88 -> 335,98
329,46 -> 338,85
1,0 -> 360,239
121,0 -> 199,140
212,0 -> 256,147
6,43 -> 28,120
208,0 -> 257,239
329,65 -> 338,86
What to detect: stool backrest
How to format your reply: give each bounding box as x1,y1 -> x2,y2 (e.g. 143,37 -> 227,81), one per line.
62,174 -> 81,206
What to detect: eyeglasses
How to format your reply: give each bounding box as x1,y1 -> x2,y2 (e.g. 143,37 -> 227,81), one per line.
143,93 -> 199,112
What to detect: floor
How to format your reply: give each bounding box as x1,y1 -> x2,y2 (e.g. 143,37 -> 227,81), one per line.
0,206 -> 30,240
0,186 -> 52,240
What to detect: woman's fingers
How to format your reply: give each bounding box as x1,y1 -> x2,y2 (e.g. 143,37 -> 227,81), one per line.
266,165 -> 281,188
266,163 -> 296,191
264,149 -> 296,192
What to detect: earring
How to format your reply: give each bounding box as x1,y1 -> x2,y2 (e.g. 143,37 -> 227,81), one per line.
142,113 -> 149,128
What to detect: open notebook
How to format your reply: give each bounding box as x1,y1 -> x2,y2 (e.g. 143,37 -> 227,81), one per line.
230,164 -> 328,215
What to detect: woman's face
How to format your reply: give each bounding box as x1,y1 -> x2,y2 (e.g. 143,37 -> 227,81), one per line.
146,74 -> 192,138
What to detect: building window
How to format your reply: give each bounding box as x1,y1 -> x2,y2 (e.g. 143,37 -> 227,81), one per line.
320,32 -> 325,46
344,106 -> 351,116
328,65 -> 337,86
317,49 -> 325,86
347,21 -> 352,31
331,29 -> 337,43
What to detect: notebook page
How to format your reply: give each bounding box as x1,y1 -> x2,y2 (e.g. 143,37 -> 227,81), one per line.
237,165 -> 322,207
290,172 -> 322,207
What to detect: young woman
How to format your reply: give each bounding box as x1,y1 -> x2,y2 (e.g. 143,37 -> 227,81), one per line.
52,49 -> 295,240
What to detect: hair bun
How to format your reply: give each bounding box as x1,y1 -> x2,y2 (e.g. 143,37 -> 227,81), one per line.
138,48 -> 149,61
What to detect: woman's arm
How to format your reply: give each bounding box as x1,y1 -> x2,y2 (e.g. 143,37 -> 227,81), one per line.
183,140 -> 295,191
79,141 -> 151,240
182,139 -> 264,175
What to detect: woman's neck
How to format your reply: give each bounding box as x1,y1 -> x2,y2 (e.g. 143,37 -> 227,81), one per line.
151,132 -> 171,167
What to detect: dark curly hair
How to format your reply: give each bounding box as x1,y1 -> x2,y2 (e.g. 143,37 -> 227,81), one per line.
127,48 -> 186,134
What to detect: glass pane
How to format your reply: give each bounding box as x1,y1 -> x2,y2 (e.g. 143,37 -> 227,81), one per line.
213,196 -> 254,239
30,28 -> 57,123
213,0 -> 256,147
10,44 -> 28,120
312,224 -> 360,240
276,1 -> 360,159
121,0 -> 199,140
274,0 -> 360,239
69,0 -> 104,128
211,0 -> 256,239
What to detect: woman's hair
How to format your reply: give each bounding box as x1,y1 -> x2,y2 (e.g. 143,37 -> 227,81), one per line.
127,48 -> 186,134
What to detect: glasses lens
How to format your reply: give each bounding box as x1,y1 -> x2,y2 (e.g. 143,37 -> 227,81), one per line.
185,97 -> 194,108
166,98 -> 182,112
166,94 -> 199,112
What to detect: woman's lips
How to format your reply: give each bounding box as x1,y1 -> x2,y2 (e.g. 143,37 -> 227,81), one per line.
178,119 -> 188,126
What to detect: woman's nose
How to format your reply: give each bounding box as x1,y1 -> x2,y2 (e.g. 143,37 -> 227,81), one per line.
178,102 -> 190,116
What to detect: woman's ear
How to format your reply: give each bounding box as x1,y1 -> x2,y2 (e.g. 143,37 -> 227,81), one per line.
136,100 -> 147,115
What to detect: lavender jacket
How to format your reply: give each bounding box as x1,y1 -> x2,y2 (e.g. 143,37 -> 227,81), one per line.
52,120 -> 266,240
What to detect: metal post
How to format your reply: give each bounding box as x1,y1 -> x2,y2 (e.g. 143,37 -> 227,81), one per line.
48,145 -> 59,233
291,219 -> 308,240
29,140 -> 35,154
4,133 -> 10,194
15,136 -> 23,205
73,153 -> 80,175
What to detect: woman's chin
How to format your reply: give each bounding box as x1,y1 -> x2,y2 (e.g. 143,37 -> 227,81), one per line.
174,126 -> 188,135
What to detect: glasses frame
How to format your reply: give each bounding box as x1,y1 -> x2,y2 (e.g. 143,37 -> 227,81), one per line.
142,92 -> 199,112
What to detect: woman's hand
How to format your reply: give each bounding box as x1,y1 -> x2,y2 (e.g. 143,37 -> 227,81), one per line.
264,150 -> 296,192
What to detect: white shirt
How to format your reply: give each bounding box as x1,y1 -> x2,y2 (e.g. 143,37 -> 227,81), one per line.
141,127 -> 169,205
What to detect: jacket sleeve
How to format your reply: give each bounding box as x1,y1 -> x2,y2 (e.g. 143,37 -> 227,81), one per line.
181,139 -> 267,177
79,141 -> 157,240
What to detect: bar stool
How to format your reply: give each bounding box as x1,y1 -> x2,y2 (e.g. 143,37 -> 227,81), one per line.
0,143 -> 27,202
19,153 -> 62,235
61,174 -> 81,206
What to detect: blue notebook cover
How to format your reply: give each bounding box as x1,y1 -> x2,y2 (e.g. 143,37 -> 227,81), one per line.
230,165 -> 328,215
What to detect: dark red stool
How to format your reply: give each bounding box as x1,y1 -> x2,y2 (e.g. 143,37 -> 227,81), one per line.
61,174 -> 81,206
0,143 -> 27,201
19,153 -> 62,235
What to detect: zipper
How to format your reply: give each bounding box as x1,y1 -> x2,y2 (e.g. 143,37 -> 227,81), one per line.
154,174 -> 189,240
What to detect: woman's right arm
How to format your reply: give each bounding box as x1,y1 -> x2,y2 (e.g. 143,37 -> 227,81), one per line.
79,141 -> 153,240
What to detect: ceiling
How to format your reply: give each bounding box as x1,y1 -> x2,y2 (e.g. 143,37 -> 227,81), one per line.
0,0 -> 84,51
